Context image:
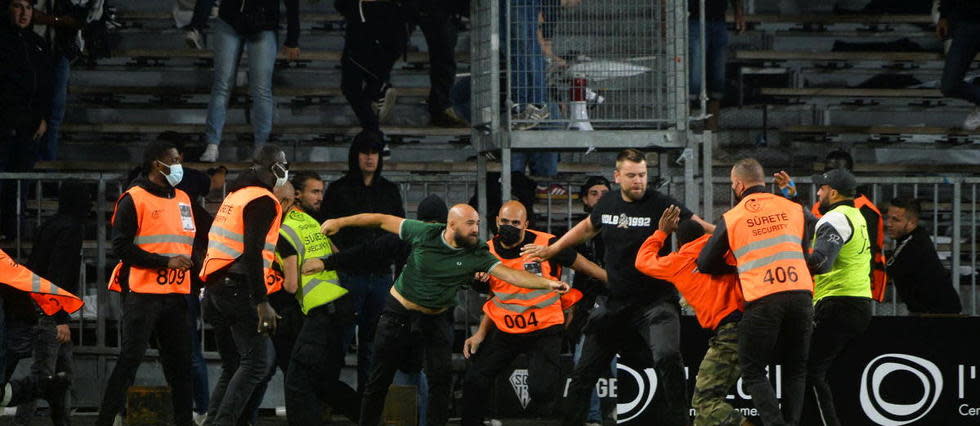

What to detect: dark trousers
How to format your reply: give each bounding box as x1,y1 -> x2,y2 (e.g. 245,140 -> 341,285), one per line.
359,295 -> 454,426
941,20 -> 980,105
738,291 -> 814,426
803,296 -> 872,426
340,2 -> 407,132
12,316 -> 73,426
203,282 -> 274,426
245,291 -> 305,423
462,324 -> 562,426
186,293 -> 210,416
340,271 -> 393,392
286,298 -> 361,425
0,126 -> 39,239
96,293 -> 194,426
410,1 -> 458,113
561,299 -> 688,426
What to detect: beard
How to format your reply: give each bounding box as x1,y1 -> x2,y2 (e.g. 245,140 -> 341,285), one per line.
453,232 -> 479,248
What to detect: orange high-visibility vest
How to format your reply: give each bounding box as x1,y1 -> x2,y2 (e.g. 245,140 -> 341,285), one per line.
812,195 -> 888,302
199,186 -> 284,295
483,229 -> 582,334
108,186 -> 195,294
1,249 -> 84,316
724,192 -> 813,302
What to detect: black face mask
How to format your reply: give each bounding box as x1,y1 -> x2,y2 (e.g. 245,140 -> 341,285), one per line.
496,224 -> 523,246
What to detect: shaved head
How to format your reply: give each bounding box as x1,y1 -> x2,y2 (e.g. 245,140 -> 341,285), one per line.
730,158 -> 765,200
447,204 -> 481,248
498,200 -> 527,224
732,158 -> 765,184
273,181 -> 295,216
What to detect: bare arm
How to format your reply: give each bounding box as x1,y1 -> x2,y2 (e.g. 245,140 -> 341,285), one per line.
282,255 -> 299,294
463,314 -> 493,359
691,214 -> 716,234
489,264 -> 570,292
570,253 -> 607,283
321,213 -> 404,236
522,217 -> 598,261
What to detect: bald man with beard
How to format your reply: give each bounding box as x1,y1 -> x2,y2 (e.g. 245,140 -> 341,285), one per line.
460,201 -> 606,426
321,204 -> 571,426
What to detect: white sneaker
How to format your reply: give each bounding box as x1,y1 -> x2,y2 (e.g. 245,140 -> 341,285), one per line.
184,28 -> 205,50
511,104 -> 550,130
964,109 -> 980,131
193,412 -> 208,426
199,144 -> 219,162
371,84 -> 397,124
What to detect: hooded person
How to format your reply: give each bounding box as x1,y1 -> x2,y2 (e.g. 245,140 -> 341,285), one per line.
319,129 -> 406,393
0,0 -> 54,239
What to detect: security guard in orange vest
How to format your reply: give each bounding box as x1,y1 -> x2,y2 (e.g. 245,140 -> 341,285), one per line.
460,201 -> 606,426
1,249 -> 82,408
199,145 -> 288,426
96,141 -> 197,426
697,158 -> 815,426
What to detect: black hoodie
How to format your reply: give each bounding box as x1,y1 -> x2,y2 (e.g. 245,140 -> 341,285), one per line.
0,19 -> 53,130
320,137 -> 405,274
940,0 -> 980,23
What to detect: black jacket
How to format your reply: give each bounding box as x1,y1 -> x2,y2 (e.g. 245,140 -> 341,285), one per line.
885,226 -> 963,314
320,141 -> 405,273
219,0 -> 301,47
0,22 -> 52,130
940,0 -> 980,23
27,212 -> 85,324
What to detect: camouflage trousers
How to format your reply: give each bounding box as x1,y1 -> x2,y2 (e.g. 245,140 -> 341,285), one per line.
692,321 -> 744,426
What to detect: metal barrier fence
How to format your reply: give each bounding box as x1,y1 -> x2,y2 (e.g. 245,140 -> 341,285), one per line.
471,0 -> 692,139
3,170 -> 976,406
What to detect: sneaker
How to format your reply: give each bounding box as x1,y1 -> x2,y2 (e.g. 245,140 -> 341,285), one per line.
199,144 -> 219,162
193,412 -> 208,426
535,183 -> 572,199
430,107 -> 469,128
964,108 -> 980,131
185,27 -> 205,50
371,84 -> 397,124
382,145 -> 391,159
512,104 -> 550,130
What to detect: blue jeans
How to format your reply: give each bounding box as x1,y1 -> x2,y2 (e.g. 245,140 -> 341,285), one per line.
339,271 -> 393,391
505,0 -> 546,106
688,20 -> 729,100
511,152 -> 558,177
393,370 -> 429,424
573,335 -> 614,423
205,18 -> 277,147
941,20 -> 980,105
39,55 -> 69,161
186,293 -> 209,415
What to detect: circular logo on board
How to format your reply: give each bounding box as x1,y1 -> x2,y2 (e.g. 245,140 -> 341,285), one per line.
745,198 -> 761,213
859,353 -> 942,426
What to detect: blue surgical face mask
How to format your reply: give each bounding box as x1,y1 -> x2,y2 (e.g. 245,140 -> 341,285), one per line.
158,161 -> 183,187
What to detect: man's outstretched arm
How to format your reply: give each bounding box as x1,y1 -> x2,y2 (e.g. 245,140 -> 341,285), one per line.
321,213 -> 404,236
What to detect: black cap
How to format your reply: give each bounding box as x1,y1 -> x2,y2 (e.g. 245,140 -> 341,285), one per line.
580,176 -> 611,197
352,129 -> 385,154
812,168 -> 857,196
417,194 -> 448,223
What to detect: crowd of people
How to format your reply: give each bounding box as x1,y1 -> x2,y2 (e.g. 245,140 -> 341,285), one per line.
1,0 -> 976,425
0,143 -> 966,426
